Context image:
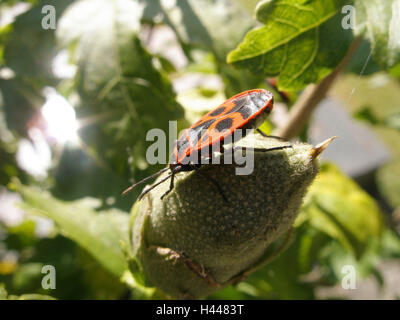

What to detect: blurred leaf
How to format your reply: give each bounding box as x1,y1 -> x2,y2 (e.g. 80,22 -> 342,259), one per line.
142,0 -> 264,96
8,293 -> 56,300
4,219 -> 37,250
346,39 -> 381,76
210,228 -> 327,300
154,54 -> 177,74
218,62 -> 265,97
51,145 -> 134,212
2,0 -> 72,82
177,88 -> 226,123
57,0 -> 184,178
206,284 -> 248,300
316,231 -> 389,288
353,106 -> 381,125
390,62 -> 400,77
380,229 -> 400,258
0,283 -> 7,299
121,270 -> 167,299
0,102 -> 28,184
141,0 -> 254,57
301,163 -> 383,257
354,0 -> 400,70
0,0 -> 37,7
173,0 -> 264,95
236,227 -> 318,299
75,248 -> 127,299
184,51 -> 218,74
0,143 -> 21,185
16,183 -> 129,278
234,0 -> 260,13
2,231 -> 126,299
11,262 -> 43,291
385,113 -> 400,131
160,0 -> 254,60
227,0 -> 353,91
0,283 -> 55,300
353,107 -> 400,130
0,78 -> 43,137
234,214 -> 391,300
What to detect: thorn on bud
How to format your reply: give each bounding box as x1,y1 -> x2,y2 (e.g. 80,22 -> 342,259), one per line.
309,136 -> 337,162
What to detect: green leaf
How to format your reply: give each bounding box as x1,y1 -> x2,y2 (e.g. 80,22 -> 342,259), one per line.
385,113 -> 400,131
0,284 -> 56,300
1,229 -> 126,299
391,62 -> 400,77
235,0 -> 261,14
353,106 -> 381,125
301,163 -> 383,257
8,293 -> 56,300
354,0 -> 400,70
141,0 -> 254,59
2,0 -> 72,82
380,229 -> 400,258
0,283 -> 7,299
160,0 -> 255,59
227,0 -> 353,91
51,145 -> 134,212
0,78 -> 43,137
142,0 -> 264,96
57,0 -> 184,177
0,109 -> 27,185
346,39 -> 381,76
16,183 -> 129,278
235,227 -> 318,299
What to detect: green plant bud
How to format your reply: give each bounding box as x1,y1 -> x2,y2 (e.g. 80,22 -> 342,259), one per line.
129,134 -> 334,299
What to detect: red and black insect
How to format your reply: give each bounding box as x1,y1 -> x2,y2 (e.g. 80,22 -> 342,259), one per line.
122,89 -> 290,201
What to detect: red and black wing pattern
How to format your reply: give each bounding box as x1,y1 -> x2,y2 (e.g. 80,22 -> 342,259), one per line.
172,89 -> 273,164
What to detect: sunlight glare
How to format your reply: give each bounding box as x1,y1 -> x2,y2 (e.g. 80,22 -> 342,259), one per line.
41,88 -> 78,143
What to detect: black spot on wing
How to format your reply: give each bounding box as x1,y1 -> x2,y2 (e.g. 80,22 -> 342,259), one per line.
215,117 -> 233,132
191,119 -> 215,131
209,106 -> 226,117
225,97 -> 247,115
237,106 -> 252,120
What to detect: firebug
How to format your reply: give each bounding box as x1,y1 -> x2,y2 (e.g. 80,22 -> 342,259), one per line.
122,89 -> 291,200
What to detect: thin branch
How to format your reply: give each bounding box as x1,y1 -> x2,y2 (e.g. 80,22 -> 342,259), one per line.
273,37 -> 363,140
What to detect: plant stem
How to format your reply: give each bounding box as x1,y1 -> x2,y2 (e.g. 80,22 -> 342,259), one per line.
274,37 -> 362,139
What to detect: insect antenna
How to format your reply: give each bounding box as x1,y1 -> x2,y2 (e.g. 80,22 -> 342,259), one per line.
138,171 -> 174,200
122,166 -> 170,196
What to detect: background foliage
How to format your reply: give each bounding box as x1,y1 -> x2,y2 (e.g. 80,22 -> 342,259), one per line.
0,0 -> 400,299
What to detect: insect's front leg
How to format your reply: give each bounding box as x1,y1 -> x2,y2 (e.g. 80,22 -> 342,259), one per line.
161,172 -> 175,200
223,143 -> 293,161
234,145 -> 293,153
256,128 -> 289,142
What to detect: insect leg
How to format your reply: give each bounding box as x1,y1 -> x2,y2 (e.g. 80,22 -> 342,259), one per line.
160,172 -> 175,200
233,145 -> 293,154
122,166 -> 170,196
255,128 -> 268,137
256,128 -> 288,142
138,171 -> 174,200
